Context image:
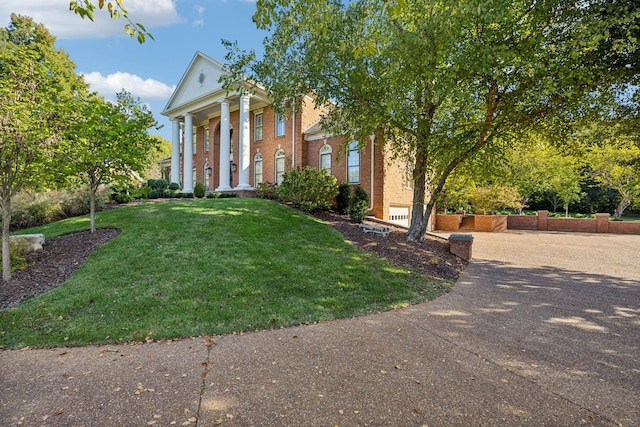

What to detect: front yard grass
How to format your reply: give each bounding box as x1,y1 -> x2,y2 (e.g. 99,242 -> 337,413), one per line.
0,198 -> 452,348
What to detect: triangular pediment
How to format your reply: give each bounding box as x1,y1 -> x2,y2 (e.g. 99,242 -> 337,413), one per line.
162,52 -> 228,116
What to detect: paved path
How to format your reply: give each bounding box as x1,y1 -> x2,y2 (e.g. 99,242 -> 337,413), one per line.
1,231 -> 639,426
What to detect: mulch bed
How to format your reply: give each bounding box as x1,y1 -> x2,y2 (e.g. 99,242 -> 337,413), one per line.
0,229 -> 121,309
312,210 -> 467,280
0,211 -> 466,310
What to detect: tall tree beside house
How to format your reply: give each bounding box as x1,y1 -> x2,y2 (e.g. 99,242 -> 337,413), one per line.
0,14 -> 88,282
223,0 -> 639,242
59,91 -> 158,233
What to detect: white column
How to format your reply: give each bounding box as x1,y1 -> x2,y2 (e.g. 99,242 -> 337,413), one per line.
182,113 -> 194,193
216,100 -> 232,191
236,94 -> 252,190
170,118 -> 181,186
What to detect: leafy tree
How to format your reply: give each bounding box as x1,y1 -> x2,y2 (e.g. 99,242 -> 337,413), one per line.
0,14 -> 87,281
469,184 -> 522,213
587,137 -> 640,218
59,91 -> 158,233
69,0 -> 153,43
545,153 -> 584,217
223,0 -> 637,242
144,135 -> 172,179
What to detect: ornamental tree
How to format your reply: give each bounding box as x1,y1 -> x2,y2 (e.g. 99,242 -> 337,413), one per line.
58,91 -> 158,233
223,0 -> 638,242
0,14 -> 87,281
587,136 -> 640,219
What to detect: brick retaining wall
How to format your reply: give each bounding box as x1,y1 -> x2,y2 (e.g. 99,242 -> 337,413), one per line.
436,210 -> 640,235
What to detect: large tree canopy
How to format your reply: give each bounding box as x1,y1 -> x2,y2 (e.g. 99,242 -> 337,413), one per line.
224,0 -> 639,242
0,14 -> 87,281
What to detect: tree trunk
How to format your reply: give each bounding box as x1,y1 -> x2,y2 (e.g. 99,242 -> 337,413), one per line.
613,194 -> 631,219
406,150 -> 429,243
90,185 -> 97,233
2,197 -> 12,282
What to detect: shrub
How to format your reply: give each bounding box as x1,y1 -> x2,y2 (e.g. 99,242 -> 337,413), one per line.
194,183 -> 206,198
110,186 -> 133,204
278,167 -> 338,211
348,200 -> 369,223
182,192 -> 194,199
131,185 -> 149,200
0,241 -> 29,273
347,186 -> 370,223
60,189 -> 108,218
162,189 -> 178,198
336,181 -> 351,214
148,189 -> 161,199
206,192 -> 219,199
352,185 -> 370,205
148,179 -> 168,190
256,182 -> 279,200
218,192 -> 237,198
168,182 -> 180,191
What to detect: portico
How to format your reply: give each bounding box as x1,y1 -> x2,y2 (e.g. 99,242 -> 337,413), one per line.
161,52 -> 268,193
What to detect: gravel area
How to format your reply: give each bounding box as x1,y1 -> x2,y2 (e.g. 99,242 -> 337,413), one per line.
0,210 -> 465,310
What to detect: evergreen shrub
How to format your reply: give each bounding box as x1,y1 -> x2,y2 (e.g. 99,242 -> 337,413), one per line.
278,167 -> 338,211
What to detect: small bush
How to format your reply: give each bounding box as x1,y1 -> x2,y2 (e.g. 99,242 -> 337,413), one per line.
278,167 -> 338,211
131,185 -> 149,200
148,179 -> 168,190
60,189 -> 108,218
182,192 -> 194,199
148,189 -> 161,199
348,200 -> 369,223
168,182 -> 180,191
206,192 -> 219,199
218,192 -> 237,198
352,185 -> 369,205
194,183 -> 206,198
0,241 -> 29,273
256,182 -> 279,200
162,189 -> 178,198
336,181 -> 351,214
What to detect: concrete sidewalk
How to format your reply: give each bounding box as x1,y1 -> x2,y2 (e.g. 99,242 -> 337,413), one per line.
1,231 -> 639,426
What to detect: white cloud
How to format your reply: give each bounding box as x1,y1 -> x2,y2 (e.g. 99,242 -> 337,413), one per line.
82,71 -> 176,99
0,0 -> 181,39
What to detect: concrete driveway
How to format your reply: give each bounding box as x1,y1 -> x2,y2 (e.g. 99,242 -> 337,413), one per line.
1,231 -> 639,426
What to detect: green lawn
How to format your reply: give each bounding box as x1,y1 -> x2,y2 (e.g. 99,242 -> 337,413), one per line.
0,198 -> 451,348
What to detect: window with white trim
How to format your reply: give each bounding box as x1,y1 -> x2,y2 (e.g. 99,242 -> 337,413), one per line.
254,153 -> 263,186
275,113 -> 286,137
204,128 -> 209,152
254,113 -> 263,141
192,166 -> 197,190
319,144 -> 332,175
192,128 -> 197,154
275,149 -> 285,184
347,141 -> 360,184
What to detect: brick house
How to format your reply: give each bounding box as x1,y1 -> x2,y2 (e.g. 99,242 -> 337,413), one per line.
161,51 -> 414,226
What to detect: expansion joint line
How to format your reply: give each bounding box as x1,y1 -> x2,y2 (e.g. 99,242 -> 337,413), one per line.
194,338 -> 214,427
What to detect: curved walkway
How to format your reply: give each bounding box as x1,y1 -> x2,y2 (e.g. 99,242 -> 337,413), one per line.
1,231 -> 639,426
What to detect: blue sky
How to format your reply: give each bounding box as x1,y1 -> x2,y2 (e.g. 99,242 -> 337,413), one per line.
1,0 -> 267,141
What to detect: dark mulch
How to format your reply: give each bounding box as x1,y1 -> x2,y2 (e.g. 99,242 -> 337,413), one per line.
0,229 -> 121,309
0,211 -> 466,310
313,210 -> 467,280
